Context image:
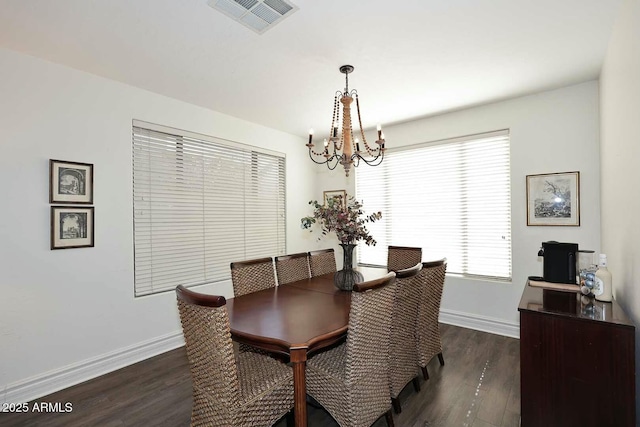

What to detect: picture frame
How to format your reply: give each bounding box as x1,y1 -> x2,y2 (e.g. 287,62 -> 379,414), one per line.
323,189 -> 347,208
50,159 -> 93,204
526,171 -> 580,226
51,206 -> 95,249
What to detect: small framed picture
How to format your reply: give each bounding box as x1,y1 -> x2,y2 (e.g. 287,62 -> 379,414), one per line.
323,189 -> 347,208
50,159 -> 93,204
51,206 -> 95,249
526,171 -> 580,226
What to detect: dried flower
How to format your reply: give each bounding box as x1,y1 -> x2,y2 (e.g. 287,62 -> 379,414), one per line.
301,194 -> 382,245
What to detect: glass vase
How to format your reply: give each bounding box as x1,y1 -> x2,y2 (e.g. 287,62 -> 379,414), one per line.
334,243 -> 364,291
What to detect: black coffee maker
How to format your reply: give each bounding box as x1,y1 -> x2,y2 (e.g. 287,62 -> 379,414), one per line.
537,241 -> 578,284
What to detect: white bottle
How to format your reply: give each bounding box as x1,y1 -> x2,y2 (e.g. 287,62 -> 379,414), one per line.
594,254 -> 613,302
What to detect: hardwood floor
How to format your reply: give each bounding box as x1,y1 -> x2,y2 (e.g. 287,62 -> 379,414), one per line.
0,324 -> 520,427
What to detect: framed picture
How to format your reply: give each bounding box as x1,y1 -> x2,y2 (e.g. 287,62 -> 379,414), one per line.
323,189 -> 347,208
51,206 -> 95,249
526,171 -> 580,226
50,159 -> 93,204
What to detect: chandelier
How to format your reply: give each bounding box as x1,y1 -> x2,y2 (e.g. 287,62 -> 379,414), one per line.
306,65 -> 386,177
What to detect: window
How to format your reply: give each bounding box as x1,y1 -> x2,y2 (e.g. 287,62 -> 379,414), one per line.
356,130 -> 511,280
132,121 -> 286,297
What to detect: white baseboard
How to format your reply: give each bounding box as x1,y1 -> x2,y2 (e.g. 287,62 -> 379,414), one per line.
1,331 -> 184,405
439,308 -> 520,339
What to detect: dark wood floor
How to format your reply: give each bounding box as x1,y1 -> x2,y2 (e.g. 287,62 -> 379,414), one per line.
0,324 -> 520,427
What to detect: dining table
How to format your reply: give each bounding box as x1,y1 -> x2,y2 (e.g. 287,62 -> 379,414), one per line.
226,266 -> 388,427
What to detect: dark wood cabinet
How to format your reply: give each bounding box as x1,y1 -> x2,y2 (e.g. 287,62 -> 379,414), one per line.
519,286 -> 636,427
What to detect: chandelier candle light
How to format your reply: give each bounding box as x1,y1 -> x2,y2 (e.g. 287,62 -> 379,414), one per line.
307,65 -> 386,177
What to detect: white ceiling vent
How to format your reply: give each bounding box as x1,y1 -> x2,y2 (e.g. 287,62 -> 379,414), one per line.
208,0 -> 298,34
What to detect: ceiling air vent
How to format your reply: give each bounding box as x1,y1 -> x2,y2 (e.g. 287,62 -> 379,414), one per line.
208,0 -> 298,34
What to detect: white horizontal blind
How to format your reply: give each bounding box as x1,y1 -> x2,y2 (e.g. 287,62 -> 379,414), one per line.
132,125 -> 286,297
356,130 -> 511,280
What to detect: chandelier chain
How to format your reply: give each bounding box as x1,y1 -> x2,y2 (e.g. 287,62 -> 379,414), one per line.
355,94 -> 372,154
345,69 -> 349,93
334,94 -> 343,151
349,98 -> 355,154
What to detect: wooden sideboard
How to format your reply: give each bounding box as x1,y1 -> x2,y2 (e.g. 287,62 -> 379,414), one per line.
518,285 -> 636,427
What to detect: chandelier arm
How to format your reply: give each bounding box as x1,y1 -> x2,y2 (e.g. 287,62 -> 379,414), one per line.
326,156 -> 341,170
351,153 -> 362,168
334,139 -> 343,151
355,157 -> 379,167
370,154 -> 385,166
328,155 -> 343,167
330,137 -> 339,157
356,151 -> 385,166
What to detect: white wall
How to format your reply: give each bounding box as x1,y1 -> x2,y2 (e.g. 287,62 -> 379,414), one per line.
0,42 -> 608,403
599,0 -> 640,414
314,81 -> 601,336
0,47 -> 314,402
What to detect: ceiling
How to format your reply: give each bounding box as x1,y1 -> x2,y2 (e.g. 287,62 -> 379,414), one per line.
0,0 -> 622,138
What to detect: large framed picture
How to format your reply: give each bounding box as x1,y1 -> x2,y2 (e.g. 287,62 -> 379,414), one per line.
51,206 -> 95,249
526,171 -> 580,226
50,159 -> 93,204
323,189 -> 346,208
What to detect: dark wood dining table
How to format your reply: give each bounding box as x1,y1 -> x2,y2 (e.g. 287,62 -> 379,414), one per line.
226,266 -> 388,427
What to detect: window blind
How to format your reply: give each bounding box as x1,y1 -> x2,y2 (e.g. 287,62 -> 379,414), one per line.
356,130 -> 511,280
132,123 -> 286,297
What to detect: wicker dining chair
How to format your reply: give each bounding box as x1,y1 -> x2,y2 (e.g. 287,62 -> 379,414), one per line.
308,248 -> 337,277
175,285 -> 294,427
275,252 -> 311,285
306,272 -> 398,427
389,263 -> 423,414
417,259 -> 447,380
230,257 -> 276,297
387,246 -> 422,272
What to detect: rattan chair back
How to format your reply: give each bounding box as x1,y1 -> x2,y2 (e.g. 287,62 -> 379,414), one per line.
176,285 -> 295,427
389,263 -> 423,400
275,252 -> 310,285
305,272 -> 397,427
308,248 -> 337,277
346,273 -> 397,421
387,246 -> 422,272
176,285 -> 241,424
417,259 -> 447,370
230,257 -> 276,297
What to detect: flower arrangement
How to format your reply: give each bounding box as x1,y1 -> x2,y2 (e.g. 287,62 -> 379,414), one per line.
301,194 -> 382,245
